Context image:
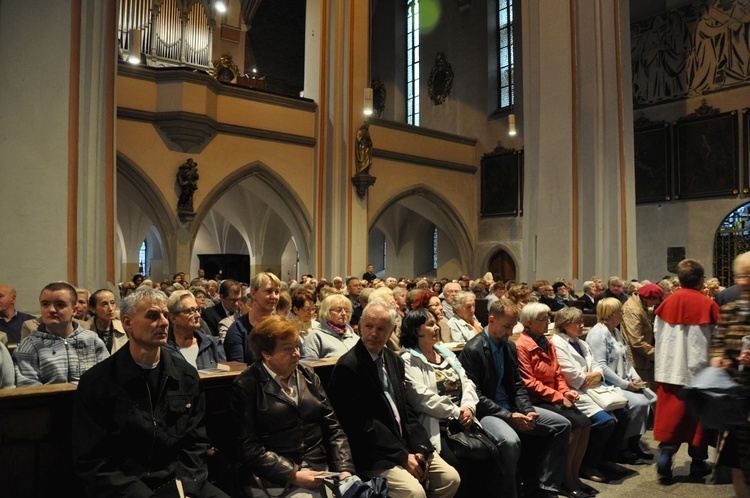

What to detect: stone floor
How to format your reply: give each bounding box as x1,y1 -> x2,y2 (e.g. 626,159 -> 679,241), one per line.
576,431 -> 735,498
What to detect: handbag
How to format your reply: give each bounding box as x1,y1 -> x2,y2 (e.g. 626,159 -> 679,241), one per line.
586,385 -> 628,411
442,417 -> 500,462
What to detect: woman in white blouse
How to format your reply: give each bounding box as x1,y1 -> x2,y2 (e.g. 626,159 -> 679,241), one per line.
552,307 -> 632,483
586,298 -> 657,462
401,308 -> 499,497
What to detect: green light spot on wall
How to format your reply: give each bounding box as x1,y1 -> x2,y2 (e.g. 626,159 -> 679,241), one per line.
421,0 -> 441,34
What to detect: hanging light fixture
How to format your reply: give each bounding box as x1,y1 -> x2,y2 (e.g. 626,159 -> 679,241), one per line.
364,87 -> 374,116
128,29 -> 142,64
508,112 -> 516,136
214,1 -> 227,13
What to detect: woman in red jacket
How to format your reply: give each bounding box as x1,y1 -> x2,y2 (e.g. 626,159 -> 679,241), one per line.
516,302 -> 594,498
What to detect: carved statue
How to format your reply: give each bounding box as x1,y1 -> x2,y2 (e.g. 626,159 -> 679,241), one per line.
177,158 -> 199,213
355,122 -> 372,175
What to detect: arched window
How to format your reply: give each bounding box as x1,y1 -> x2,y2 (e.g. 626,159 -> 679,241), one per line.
714,202 -> 750,286
433,227 -> 438,270
407,0 -> 420,125
497,0 -> 514,109
138,240 -> 148,275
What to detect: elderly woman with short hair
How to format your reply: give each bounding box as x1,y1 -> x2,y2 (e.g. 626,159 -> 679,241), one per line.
516,303 -> 592,498
304,295 -> 358,359
163,290 -> 225,370
586,297 -> 657,461
448,291 -> 482,342
231,316 -> 354,497
551,307 -> 632,484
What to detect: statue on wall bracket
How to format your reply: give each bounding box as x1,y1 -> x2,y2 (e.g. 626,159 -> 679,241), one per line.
177,158 -> 199,221
352,121 -> 376,199
428,52 -> 453,105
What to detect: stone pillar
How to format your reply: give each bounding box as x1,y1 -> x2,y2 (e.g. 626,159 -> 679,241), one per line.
521,0 -> 637,282
314,1 -> 371,279
0,0 -> 115,309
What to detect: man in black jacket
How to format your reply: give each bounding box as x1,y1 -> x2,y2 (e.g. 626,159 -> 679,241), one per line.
328,301 -> 459,498
73,287 -> 228,497
459,300 -> 570,498
202,279 -> 241,336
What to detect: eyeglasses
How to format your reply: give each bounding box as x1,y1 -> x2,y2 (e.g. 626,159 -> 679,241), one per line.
300,307 -> 315,313
226,298 -> 241,304
571,320 -> 584,326
535,315 -> 551,322
330,308 -> 350,315
179,307 -> 201,316
736,274 -> 750,280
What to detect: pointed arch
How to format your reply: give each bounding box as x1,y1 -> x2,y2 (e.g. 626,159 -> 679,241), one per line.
370,185 -> 473,272
192,161 -> 313,265
117,152 -> 177,275
483,245 -> 518,282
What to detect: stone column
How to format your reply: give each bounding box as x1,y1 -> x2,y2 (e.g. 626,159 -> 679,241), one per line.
313,1 -> 371,278
521,0 -> 637,282
0,0 -> 115,308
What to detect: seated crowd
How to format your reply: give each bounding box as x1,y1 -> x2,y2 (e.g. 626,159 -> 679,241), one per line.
0,256 -> 748,498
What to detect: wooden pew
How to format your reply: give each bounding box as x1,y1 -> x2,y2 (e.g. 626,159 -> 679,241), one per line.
0,360 -> 339,498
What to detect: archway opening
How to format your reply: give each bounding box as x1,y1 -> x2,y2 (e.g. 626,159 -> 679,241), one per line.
714,201 -> 750,287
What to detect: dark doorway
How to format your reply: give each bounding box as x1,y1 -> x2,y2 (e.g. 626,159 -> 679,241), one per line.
488,249 -> 516,282
199,254 -> 251,284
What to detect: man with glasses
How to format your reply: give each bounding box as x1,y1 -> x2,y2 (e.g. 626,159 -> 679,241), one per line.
441,282 -> 461,320
346,276 -> 364,328
163,290 -> 225,370
73,287 -> 229,497
202,279 -> 242,337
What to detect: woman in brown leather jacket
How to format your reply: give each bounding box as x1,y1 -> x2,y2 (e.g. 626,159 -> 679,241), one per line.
230,315 -> 355,497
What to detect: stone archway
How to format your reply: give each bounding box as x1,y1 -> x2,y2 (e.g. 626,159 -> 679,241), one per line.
117,154 -> 176,282
369,185 -> 473,278
189,162 -> 314,280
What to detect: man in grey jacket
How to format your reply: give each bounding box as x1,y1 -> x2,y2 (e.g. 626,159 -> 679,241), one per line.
13,281 -> 109,386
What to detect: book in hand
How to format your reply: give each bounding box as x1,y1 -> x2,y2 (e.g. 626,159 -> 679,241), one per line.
217,361 -> 247,372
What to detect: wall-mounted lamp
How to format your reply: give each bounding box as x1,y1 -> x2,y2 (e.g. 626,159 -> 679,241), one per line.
214,1 -> 227,13
508,113 -> 516,136
128,29 -> 142,64
364,87 -> 373,116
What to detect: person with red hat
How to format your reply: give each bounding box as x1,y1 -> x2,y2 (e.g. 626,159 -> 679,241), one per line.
621,282 -> 664,386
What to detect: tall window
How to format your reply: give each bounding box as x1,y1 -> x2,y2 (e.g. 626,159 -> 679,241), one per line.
383,237 -> 387,269
138,241 -> 147,275
498,0 -> 514,109
432,228 -> 438,270
407,1 -> 420,125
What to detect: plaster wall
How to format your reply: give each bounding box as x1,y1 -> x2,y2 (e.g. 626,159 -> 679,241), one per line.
0,0 -> 72,310
633,85 -> 750,280
115,119 -> 316,224
636,197 -> 740,280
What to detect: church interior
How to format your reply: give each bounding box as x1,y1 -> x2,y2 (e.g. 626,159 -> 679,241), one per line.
3,0 -> 750,308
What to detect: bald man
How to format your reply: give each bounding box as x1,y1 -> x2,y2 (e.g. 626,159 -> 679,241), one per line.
0,284 -> 35,343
